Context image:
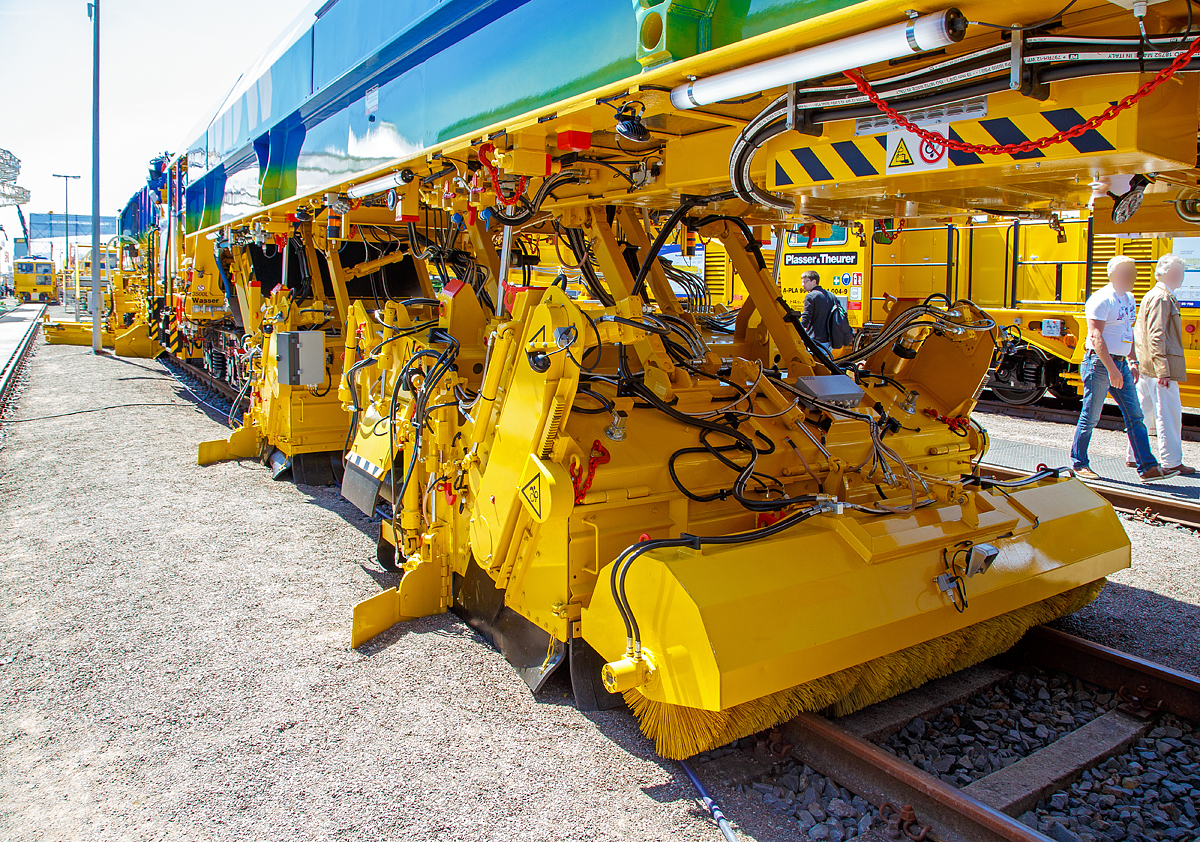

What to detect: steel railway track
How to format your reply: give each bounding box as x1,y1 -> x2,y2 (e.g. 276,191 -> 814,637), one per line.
174,356 -> 245,405
0,304 -> 46,409
772,627 -> 1200,842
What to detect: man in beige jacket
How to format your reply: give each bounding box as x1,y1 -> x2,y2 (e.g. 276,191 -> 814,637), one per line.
1128,254 -> 1193,475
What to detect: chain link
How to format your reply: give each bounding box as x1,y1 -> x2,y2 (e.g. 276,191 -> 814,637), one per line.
843,35 -> 1200,157
570,439 -> 611,504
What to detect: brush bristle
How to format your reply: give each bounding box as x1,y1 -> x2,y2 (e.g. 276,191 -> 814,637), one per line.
625,580 -> 1105,760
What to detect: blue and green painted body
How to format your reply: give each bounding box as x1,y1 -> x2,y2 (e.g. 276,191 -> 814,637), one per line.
181,0 -> 864,233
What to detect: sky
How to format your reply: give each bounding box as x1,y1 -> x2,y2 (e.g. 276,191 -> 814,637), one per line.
0,0 -> 308,270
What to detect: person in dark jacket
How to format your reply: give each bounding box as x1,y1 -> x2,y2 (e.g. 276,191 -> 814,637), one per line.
799,269 -> 834,352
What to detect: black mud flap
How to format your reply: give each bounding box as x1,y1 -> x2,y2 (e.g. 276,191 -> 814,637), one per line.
452,561 -> 564,694
292,450 -> 339,486
570,633 -> 626,712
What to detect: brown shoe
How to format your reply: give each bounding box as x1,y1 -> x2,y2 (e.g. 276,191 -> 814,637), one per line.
1075,467 -> 1101,480
1140,466 -> 1180,482
1126,461 -> 1137,468
1166,464 -> 1196,476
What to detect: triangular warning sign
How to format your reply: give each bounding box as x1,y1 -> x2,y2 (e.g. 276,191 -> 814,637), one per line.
889,138 -> 914,168
521,473 -> 542,519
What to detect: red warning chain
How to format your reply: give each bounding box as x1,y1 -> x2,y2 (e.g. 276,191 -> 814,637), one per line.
843,34 -> 1200,157
478,142 -> 529,209
874,218 -> 905,243
570,439 -> 611,504
923,407 -> 969,435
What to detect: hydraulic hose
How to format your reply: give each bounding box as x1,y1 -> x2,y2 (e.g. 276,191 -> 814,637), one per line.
631,192 -> 737,298
680,760 -> 739,842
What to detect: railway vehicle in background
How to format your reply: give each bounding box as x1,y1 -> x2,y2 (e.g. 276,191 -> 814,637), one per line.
971,207 -> 1200,406
14,257 -> 58,303
43,235 -> 159,357
705,213 -> 1199,406
70,245 -> 124,315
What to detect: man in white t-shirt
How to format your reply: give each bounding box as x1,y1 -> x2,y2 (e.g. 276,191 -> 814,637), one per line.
1070,255 -> 1176,482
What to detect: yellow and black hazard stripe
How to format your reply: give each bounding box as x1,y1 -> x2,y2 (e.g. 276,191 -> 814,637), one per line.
946,105 -> 1117,166
776,104 -> 1119,186
775,137 -> 887,186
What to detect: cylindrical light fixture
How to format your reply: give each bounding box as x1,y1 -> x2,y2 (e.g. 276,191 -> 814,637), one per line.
670,9 -> 966,110
345,169 -> 413,200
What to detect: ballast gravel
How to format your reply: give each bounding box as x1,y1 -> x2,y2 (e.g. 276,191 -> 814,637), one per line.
699,741 -> 879,842
1021,716 -> 1200,842
878,668 -> 1114,787
0,330 -> 717,841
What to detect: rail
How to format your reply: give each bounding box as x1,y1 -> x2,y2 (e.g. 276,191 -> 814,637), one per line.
777,627 -> 1200,842
0,304 -> 47,407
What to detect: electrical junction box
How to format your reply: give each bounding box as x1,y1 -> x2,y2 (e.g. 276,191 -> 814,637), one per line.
794,373 -> 865,407
275,330 -> 325,386
1041,319 -> 1064,338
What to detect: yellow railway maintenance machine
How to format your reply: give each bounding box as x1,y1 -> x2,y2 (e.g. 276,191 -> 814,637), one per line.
759,213 -> 1200,404
169,0 -> 1199,760
43,235 -> 160,357
13,257 -> 58,303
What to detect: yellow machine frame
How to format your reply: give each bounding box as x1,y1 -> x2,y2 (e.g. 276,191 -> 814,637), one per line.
138,0 -> 1200,760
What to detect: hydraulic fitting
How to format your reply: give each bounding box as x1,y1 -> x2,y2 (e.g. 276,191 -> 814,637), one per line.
602,653 -> 655,693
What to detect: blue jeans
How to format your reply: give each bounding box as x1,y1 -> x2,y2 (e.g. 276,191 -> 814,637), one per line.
1071,354 -> 1157,472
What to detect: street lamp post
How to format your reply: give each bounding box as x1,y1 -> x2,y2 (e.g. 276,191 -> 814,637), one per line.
88,0 -> 101,353
53,173 -> 80,315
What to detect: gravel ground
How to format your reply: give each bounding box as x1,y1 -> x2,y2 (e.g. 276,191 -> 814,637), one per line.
0,329 -> 717,841
1022,717 -> 1200,842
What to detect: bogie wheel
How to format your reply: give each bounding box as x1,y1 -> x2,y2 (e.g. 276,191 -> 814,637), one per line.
990,346 -> 1050,406
990,384 -> 1046,406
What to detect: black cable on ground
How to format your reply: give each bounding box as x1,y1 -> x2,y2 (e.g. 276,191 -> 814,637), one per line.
0,403 -> 195,422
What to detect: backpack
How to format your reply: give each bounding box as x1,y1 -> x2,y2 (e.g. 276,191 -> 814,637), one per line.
823,289 -> 854,349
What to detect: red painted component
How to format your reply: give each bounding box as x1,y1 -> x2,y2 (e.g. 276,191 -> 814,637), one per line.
844,35 -> 1200,156
570,440 -> 611,504
556,129 -> 591,152
503,282 -> 540,313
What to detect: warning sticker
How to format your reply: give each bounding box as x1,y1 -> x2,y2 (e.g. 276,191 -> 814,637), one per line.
889,139 -> 914,168
885,120 -> 950,174
520,473 -> 542,520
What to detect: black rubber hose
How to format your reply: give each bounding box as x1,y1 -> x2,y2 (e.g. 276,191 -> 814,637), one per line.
630,192 -> 736,298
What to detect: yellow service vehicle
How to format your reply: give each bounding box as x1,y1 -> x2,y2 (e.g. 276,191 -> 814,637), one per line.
42,236 -> 159,357
139,0 -> 1193,762
813,213 -> 1200,405
14,257 -> 58,303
